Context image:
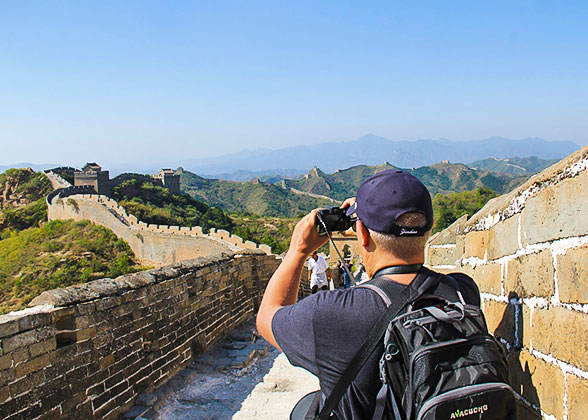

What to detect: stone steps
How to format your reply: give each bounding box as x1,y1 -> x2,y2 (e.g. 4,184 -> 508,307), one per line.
118,319 -> 271,420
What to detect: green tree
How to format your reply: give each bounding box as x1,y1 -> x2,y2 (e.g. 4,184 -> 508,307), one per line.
432,188 -> 497,233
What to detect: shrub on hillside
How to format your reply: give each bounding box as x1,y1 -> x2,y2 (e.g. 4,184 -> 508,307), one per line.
0,220 -> 145,314
0,199 -> 48,236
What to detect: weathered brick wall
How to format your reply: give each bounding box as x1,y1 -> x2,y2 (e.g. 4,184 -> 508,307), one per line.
47,194 -> 271,266
0,250 -> 282,420
425,145 -> 588,420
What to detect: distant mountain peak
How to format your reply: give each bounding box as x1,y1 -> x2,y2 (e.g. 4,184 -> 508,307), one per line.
306,166 -> 324,179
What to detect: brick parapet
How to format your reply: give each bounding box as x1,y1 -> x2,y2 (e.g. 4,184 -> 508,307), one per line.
0,252 -> 281,420
47,194 -> 272,265
425,144 -> 588,420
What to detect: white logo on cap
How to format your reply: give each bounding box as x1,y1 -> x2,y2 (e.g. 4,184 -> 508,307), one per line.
399,228 -> 418,235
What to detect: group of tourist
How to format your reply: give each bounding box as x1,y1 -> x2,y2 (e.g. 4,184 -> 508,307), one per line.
307,252 -> 354,293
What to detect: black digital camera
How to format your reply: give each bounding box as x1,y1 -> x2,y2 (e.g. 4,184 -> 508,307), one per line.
316,206 -> 354,235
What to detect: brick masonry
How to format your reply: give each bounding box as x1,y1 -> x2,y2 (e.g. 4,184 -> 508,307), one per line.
425,144 -> 588,420
0,251 -> 289,420
46,193 -> 272,266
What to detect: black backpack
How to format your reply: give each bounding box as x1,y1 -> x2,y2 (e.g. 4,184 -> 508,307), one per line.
313,266 -> 517,420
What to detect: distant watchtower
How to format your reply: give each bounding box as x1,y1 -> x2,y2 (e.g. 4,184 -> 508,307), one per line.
153,169 -> 181,195
74,163 -> 110,195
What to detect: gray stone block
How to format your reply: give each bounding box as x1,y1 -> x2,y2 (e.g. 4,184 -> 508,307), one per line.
221,342 -> 247,350
487,214 -> 520,260
522,170 -> 588,246
227,348 -> 254,359
135,392 -> 158,406
427,246 -> 456,266
150,266 -> 180,281
118,272 -> 157,288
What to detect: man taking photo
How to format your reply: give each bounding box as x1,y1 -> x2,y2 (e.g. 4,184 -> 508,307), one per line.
256,170 -> 480,419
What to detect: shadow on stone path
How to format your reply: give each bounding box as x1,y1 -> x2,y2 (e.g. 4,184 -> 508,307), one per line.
120,318 -> 317,420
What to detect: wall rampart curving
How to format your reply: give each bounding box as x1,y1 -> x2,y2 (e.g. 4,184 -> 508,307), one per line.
46,191 -> 272,265
425,144 -> 588,420
47,195 -> 239,266
0,251 -> 283,420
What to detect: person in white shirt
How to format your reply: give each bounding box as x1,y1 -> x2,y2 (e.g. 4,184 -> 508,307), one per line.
308,251 -> 329,293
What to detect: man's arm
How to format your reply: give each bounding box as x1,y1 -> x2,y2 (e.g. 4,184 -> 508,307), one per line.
256,209 -> 328,349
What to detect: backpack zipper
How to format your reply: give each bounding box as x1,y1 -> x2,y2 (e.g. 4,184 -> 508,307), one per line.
415,382 -> 515,420
406,335 -> 496,419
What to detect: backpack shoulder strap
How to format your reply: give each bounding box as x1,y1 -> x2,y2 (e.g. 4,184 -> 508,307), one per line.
357,284 -> 392,306
365,271 -> 466,307
316,267 -> 442,420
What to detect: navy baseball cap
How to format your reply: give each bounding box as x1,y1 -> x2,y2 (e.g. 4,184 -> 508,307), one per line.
346,170 -> 433,236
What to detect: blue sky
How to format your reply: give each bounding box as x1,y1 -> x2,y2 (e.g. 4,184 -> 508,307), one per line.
1,1 -> 587,167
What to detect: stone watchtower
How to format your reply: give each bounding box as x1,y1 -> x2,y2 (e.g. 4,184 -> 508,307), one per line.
153,169 -> 181,195
74,163 -> 110,195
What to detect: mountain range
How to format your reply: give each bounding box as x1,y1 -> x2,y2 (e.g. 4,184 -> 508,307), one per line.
185,135 -> 579,177
179,157 -> 541,217
1,136 -> 579,179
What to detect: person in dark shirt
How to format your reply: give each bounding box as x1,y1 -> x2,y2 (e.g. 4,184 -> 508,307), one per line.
256,170 -> 480,419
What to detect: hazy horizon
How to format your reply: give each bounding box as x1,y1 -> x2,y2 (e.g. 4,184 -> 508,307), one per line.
1,135 -> 581,178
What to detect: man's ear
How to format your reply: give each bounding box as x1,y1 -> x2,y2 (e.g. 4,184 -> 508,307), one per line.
356,220 -> 370,247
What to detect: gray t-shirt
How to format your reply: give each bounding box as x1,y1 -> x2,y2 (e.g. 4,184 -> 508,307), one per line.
272,271 -> 480,420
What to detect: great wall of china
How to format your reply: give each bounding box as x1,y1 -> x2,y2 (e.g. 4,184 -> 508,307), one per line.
1,145 -> 587,419
44,173 -> 271,266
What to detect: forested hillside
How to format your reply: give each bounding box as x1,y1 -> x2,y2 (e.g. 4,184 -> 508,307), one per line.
180,170 -> 334,217
182,161 -> 523,219
180,158 -> 550,245
283,162 -> 526,202
110,175 -> 233,233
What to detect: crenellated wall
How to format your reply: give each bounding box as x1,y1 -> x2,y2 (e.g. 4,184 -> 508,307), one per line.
426,144 -> 588,420
47,192 -> 271,266
0,251 -> 283,420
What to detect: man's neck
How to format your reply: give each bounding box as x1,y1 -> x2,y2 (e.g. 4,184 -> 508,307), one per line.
365,254 -> 424,285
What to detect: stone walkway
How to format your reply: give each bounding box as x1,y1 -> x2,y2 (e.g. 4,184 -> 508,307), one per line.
120,319 -> 318,420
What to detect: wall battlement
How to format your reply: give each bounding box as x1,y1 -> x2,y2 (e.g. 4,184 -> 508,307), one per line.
45,170 -> 272,259
46,189 -> 271,266
425,144 -> 588,420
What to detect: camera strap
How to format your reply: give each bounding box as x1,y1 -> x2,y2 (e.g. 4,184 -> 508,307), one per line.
316,212 -> 356,284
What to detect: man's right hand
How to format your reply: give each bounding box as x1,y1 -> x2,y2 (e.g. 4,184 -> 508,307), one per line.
286,209 -> 328,259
